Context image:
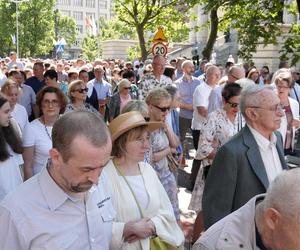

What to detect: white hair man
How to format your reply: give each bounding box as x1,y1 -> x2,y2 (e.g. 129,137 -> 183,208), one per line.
202,85 -> 288,229
193,168 -> 300,250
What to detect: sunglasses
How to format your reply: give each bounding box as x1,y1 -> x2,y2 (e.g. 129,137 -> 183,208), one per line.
74,88 -> 88,93
144,117 -> 150,122
123,87 -> 131,90
227,101 -> 239,108
153,104 -> 170,112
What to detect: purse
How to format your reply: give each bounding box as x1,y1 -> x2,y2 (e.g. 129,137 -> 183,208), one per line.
167,153 -> 179,172
114,161 -> 180,250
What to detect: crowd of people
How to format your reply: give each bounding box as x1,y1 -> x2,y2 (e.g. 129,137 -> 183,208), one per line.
0,51 -> 300,249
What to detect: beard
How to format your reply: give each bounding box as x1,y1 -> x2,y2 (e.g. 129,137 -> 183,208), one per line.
70,181 -> 94,193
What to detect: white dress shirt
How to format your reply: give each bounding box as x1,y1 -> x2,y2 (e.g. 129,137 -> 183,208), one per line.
0,166 -> 115,250
248,126 -> 283,182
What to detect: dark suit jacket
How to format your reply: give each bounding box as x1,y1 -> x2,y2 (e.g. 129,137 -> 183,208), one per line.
202,125 -> 287,229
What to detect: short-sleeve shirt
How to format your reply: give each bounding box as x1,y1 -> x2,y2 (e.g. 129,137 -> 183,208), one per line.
0,166 -> 115,250
19,84 -> 36,117
22,119 -> 52,175
87,78 -> 112,100
176,76 -> 201,119
191,82 -> 213,130
11,103 -> 28,132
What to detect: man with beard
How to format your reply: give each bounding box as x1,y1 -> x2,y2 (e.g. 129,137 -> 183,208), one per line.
0,111 -> 115,249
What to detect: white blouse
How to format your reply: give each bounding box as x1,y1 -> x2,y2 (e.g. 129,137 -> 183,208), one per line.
195,109 -> 238,166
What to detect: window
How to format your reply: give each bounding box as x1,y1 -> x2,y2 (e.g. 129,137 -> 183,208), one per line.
73,11 -> 83,20
86,0 -> 95,8
98,0 -> 107,9
73,0 -> 83,6
60,10 -> 71,16
99,13 -> 107,19
76,25 -> 83,34
57,0 -> 71,5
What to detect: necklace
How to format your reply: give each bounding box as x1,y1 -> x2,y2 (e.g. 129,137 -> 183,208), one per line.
42,117 -> 52,140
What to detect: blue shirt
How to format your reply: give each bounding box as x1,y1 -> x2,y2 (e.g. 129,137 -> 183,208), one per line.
176,76 -> 201,119
87,78 -> 112,100
25,76 -> 45,94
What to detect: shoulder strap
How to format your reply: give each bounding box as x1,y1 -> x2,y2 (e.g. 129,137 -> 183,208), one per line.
113,159 -> 144,218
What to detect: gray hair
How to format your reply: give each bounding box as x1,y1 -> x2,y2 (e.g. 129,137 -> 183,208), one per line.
52,111 -> 110,161
262,169 -> 300,217
239,85 -> 274,118
121,100 -> 149,117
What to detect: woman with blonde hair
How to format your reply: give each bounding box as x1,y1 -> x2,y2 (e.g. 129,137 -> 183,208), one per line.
1,79 -> 28,131
64,79 -> 99,115
104,111 -> 184,249
145,88 -> 181,222
108,78 -> 135,121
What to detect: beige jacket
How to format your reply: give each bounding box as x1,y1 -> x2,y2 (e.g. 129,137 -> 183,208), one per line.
104,160 -> 184,250
193,195 -> 265,250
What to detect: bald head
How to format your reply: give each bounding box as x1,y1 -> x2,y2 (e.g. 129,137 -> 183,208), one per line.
206,65 -> 221,85
152,55 -> 166,77
182,60 -> 194,76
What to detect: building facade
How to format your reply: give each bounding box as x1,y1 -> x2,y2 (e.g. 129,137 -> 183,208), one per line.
56,0 -> 113,58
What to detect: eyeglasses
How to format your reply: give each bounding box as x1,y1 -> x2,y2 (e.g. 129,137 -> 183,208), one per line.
74,88 -> 88,93
123,87 -> 131,90
227,101 -> 239,108
249,104 -> 285,113
230,74 -> 240,80
42,99 -> 59,107
152,104 -> 170,112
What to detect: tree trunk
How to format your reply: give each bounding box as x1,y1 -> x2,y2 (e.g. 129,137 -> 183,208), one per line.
136,24 -> 147,61
202,8 -> 219,61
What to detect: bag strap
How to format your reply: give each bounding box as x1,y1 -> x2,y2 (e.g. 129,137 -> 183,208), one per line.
113,159 -> 144,218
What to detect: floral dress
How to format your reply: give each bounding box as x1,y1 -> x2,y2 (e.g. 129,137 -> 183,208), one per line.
189,109 -> 239,212
150,128 -> 180,220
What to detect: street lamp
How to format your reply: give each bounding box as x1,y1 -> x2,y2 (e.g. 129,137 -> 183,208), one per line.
10,0 -> 29,58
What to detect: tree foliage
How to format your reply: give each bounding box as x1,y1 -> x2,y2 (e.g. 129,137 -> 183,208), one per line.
199,0 -> 286,61
81,36 -> 98,62
56,11 -> 77,47
0,0 -> 56,57
113,0 -> 197,60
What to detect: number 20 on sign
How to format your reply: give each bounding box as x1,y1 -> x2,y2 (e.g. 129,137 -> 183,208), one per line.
152,42 -> 168,57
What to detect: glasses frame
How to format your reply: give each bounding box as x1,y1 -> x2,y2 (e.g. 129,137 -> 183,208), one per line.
74,87 -> 88,93
227,101 -> 239,108
152,104 -> 170,112
248,104 -> 285,113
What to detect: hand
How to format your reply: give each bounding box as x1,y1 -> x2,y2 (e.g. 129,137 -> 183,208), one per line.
123,218 -> 155,242
292,119 -> 300,128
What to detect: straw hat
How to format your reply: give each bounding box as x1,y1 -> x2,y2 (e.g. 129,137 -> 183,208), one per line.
109,111 -> 162,142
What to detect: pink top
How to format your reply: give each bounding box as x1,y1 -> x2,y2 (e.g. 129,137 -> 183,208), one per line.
120,94 -> 132,112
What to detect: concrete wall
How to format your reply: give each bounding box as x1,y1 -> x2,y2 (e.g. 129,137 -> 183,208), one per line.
101,40 -> 138,60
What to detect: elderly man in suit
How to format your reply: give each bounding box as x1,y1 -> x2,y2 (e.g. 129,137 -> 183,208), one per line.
194,168 -> 300,250
202,85 -> 288,229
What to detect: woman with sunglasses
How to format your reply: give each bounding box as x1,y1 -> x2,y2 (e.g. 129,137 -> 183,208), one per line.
189,83 -> 242,242
145,88 -> 181,223
108,79 -> 134,122
65,80 -> 100,116
23,87 -> 67,180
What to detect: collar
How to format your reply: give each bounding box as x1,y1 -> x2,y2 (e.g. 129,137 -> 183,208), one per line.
248,125 -> 277,151
38,163 -> 69,211
182,76 -> 196,82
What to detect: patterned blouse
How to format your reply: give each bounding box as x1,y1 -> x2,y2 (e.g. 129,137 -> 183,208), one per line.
64,103 -> 101,117
195,109 -> 239,166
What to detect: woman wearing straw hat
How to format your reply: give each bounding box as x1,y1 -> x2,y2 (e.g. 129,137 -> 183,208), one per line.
104,111 -> 184,250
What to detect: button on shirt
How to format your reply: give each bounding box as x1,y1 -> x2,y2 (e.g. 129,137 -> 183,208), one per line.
248,126 -> 283,182
191,82 -> 213,130
88,78 -> 112,100
176,76 -> 201,119
0,166 -> 115,250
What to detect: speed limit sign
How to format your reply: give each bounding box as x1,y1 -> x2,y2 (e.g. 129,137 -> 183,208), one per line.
152,42 -> 168,57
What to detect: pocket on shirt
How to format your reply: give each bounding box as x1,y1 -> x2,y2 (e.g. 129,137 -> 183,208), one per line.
45,233 -> 79,250
100,208 -> 115,222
